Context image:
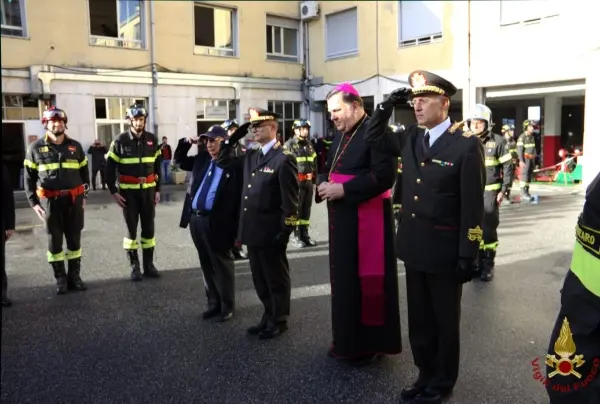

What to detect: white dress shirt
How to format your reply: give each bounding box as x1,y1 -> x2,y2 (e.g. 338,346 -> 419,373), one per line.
425,117 -> 452,146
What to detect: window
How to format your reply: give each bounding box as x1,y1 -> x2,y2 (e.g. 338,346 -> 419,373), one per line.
194,3 -> 237,57
2,95 -> 45,120
266,16 -> 299,62
89,0 -> 143,49
94,97 -> 147,145
398,1 -> 442,47
325,8 -> 358,60
196,99 -> 237,135
267,101 -> 302,142
500,0 -> 560,26
1,0 -> 26,37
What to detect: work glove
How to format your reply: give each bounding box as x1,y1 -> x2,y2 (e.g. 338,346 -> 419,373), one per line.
456,258 -> 478,284
381,87 -> 412,108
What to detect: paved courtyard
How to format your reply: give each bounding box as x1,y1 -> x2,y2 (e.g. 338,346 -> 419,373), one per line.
1,183 -> 585,404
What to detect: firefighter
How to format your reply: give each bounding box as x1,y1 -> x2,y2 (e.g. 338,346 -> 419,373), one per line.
517,120 -> 537,202
284,119 -> 317,247
106,104 -> 162,281
389,123 -> 404,227
501,124 -> 518,203
545,172 -> 600,404
221,119 -> 248,260
468,104 -> 513,281
23,107 -> 90,294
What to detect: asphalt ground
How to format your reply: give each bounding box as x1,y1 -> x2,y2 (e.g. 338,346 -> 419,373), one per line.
1,183 -> 585,404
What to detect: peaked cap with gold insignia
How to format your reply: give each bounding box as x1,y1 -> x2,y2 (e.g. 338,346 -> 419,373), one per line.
248,107 -> 281,123
408,70 -> 458,98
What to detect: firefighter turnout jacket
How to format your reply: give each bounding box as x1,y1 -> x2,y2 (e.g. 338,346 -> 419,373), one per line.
517,132 -> 536,163
480,131 -> 513,193
283,136 -> 317,182
24,135 -> 90,207
105,130 -> 162,193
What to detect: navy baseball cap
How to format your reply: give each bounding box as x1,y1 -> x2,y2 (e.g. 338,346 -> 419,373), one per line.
201,125 -> 228,139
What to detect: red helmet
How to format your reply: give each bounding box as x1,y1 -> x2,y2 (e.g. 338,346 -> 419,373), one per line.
42,107 -> 68,125
558,149 -> 567,159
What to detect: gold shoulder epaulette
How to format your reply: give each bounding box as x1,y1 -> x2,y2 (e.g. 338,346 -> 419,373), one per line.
449,120 -> 466,134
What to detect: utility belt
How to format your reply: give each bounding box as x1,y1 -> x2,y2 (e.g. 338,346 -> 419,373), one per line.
119,174 -> 157,184
298,173 -> 313,182
191,209 -> 210,217
37,184 -> 87,202
524,153 -> 536,160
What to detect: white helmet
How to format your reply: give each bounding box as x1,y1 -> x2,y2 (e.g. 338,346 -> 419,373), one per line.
469,104 -> 493,127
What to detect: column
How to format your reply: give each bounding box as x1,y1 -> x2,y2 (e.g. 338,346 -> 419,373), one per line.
542,95 -> 562,168
582,48 -> 600,188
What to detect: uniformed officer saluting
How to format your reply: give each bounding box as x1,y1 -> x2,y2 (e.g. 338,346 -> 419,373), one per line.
284,119 -> 317,248
218,107 -> 299,339
24,107 -> 90,294
467,104 -> 513,282
106,104 -> 162,281
365,70 -> 485,404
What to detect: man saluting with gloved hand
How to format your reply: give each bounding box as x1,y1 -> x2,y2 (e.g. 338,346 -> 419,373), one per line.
364,71 -> 485,404
217,108 -> 299,340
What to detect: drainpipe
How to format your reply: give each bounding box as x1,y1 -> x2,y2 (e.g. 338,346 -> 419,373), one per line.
149,0 -> 159,135
302,20 -> 310,118
375,0 -> 381,105
467,0 -> 472,112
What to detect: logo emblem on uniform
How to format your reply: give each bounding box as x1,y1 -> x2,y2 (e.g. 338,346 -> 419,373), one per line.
40,146 -> 49,153
546,317 -> 586,378
147,141 -> 153,146
68,146 -> 76,153
467,225 -> 483,242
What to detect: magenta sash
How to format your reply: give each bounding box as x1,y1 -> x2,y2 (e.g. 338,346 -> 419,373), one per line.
330,172 -> 391,326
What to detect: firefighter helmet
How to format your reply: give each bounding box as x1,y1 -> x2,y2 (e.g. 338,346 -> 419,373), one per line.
125,104 -> 148,120
292,119 -> 311,129
523,120 -> 535,130
41,106 -> 68,125
469,104 -> 493,127
221,119 -> 238,131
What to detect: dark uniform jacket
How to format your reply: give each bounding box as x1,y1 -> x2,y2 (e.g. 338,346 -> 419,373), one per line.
2,163 -> 16,232
365,104 -> 486,272
23,135 -> 90,208
392,158 -> 403,216
283,136 -> 317,180
87,145 -> 108,169
174,139 -> 243,252
506,137 -> 518,163
218,141 -> 299,247
105,130 -> 162,194
479,131 -> 513,193
517,132 -> 537,163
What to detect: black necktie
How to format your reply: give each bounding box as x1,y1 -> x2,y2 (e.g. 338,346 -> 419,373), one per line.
257,150 -> 264,164
424,131 -> 431,151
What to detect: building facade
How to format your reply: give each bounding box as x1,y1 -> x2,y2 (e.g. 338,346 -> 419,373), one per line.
2,0 -> 599,187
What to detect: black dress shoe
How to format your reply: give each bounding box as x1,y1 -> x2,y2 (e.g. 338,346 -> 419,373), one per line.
347,353 -> 382,367
399,384 -> 426,402
1,297 -> 13,307
247,320 -> 268,335
258,323 -> 288,340
202,308 -> 220,320
233,250 -> 247,260
217,312 -> 233,322
410,389 -> 452,404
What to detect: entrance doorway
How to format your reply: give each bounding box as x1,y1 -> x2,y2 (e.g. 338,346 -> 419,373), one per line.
2,121 -> 26,190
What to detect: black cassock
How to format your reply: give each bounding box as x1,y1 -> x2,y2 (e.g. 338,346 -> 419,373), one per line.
316,114 -> 402,358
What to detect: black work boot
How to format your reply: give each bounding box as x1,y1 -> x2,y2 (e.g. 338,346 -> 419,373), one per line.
475,250 -> 484,279
67,258 -> 87,291
128,250 -> 142,281
299,226 -> 317,247
232,245 -> 247,260
520,189 -> 530,204
142,248 -> 160,278
290,228 -> 305,248
480,251 -> 496,282
51,261 -> 68,295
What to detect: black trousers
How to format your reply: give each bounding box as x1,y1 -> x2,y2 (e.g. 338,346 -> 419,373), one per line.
546,270 -> 600,404
45,195 -> 85,263
91,167 -> 106,190
247,245 -> 291,325
481,191 -> 500,252
1,222 -> 7,297
405,267 -> 463,393
298,181 -> 313,226
189,215 -> 235,313
121,189 -> 155,250
520,159 -> 535,187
